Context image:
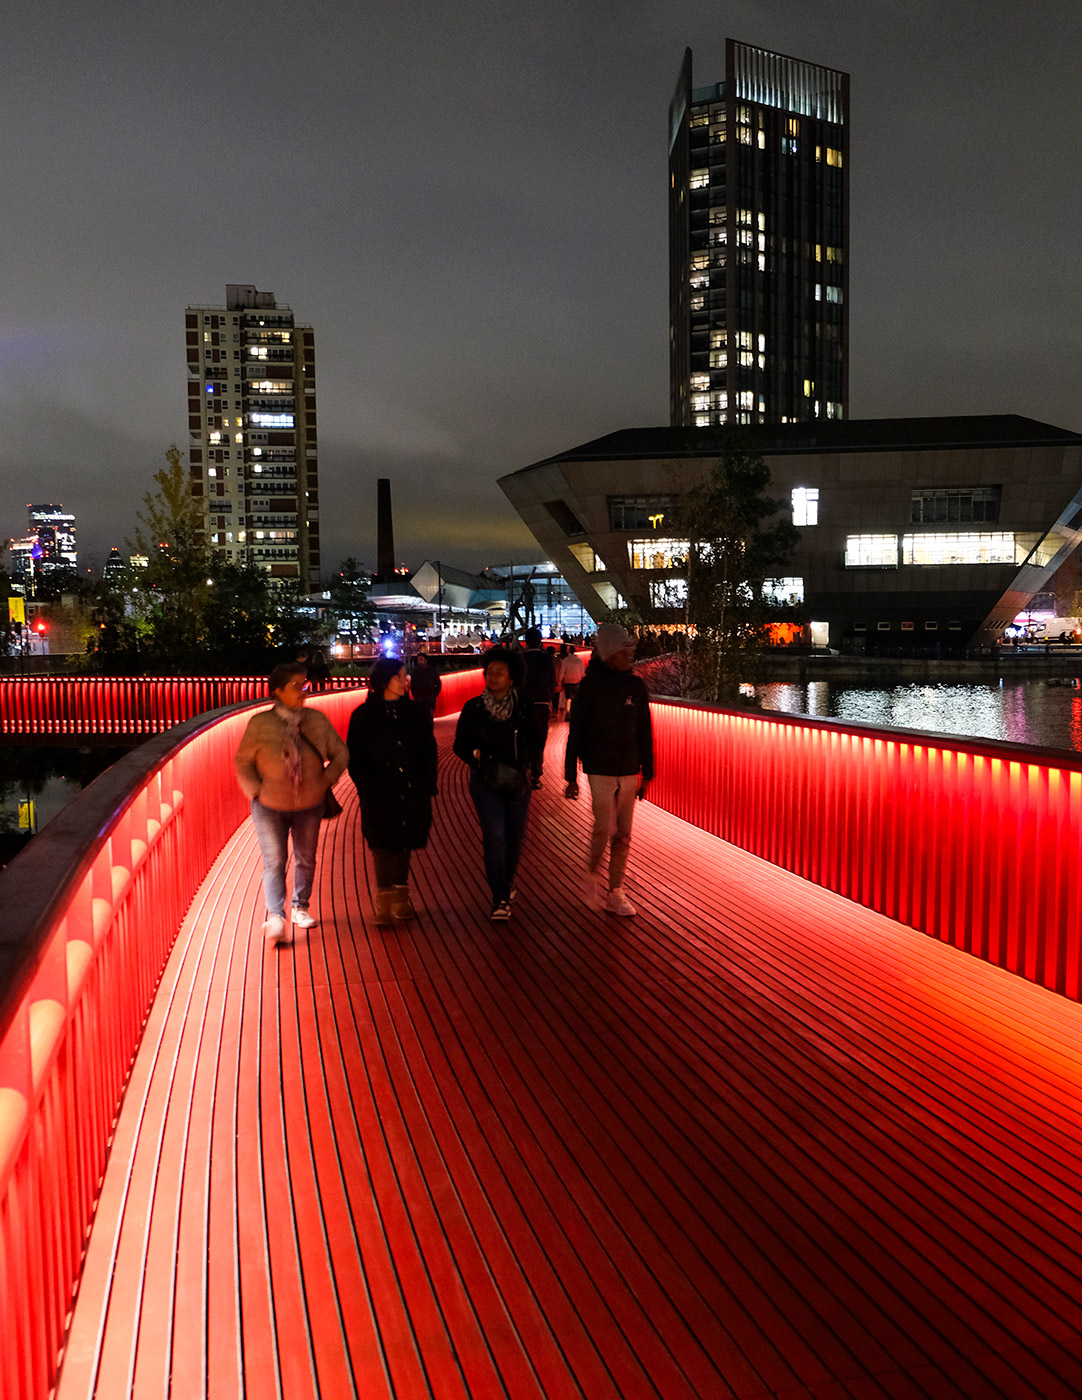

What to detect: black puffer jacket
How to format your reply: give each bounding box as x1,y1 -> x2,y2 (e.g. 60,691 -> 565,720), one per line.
347,695 -> 437,850
564,655 -> 654,781
453,690 -> 542,784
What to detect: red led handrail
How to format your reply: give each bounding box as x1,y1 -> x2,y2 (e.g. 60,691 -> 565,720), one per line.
0,675 -> 359,737
648,698 -> 1082,1001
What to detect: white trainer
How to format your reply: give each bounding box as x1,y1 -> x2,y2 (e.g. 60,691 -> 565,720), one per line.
605,887 -> 636,917
262,915 -> 290,946
291,908 -> 317,929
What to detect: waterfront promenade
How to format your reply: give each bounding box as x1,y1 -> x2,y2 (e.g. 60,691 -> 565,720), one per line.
49,718 -> 1082,1399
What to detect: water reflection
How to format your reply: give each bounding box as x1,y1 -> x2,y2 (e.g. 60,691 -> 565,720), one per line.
755,680 -> 1082,753
0,746 -> 126,865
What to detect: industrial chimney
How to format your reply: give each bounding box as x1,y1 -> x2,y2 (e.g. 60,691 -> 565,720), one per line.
376,478 -> 395,581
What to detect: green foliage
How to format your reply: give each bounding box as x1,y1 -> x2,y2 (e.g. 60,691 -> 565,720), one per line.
81,445 -> 309,674
672,429 -> 801,702
326,557 -> 374,640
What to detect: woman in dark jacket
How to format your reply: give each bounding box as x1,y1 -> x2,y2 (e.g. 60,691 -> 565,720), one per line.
453,646 -> 542,920
347,655 -> 437,923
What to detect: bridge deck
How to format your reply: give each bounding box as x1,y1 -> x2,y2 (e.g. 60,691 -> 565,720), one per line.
55,719 -> 1082,1399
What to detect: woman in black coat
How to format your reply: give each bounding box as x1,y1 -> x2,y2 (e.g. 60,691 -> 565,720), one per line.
347,655 -> 437,923
452,646 -> 542,920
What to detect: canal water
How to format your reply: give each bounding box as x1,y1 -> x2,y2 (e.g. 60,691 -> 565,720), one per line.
0,746 -> 128,865
754,678 -> 1082,754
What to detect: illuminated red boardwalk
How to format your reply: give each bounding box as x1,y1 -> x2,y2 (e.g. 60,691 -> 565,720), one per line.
55,721 -> 1082,1399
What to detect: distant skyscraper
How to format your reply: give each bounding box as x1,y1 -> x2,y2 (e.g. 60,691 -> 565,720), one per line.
185,285 -> 320,585
29,504 -> 77,574
669,41 -> 849,428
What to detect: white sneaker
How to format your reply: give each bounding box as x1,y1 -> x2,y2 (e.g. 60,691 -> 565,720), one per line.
262,915 -> 290,946
605,887 -> 636,917
584,871 -> 606,912
291,908 -> 317,929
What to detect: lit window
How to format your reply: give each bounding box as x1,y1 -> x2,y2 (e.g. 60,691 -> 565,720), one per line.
251,412 -> 294,427
763,577 -> 804,604
568,543 -> 604,573
235,433 -> 243,444
758,253 -> 766,271
630,539 -> 689,570
792,488 -> 819,526
649,578 -> 688,608
738,351 -> 754,367
690,169 -> 709,189
709,351 -> 727,369
826,147 -> 843,167
803,379 -> 814,397
901,533 -> 1017,565
757,130 -> 766,148
787,118 -> 799,136
736,331 -> 752,348
826,286 -> 843,304
845,535 -> 898,567
690,373 -> 710,391
911,487 -> 1001,524
757,334 -> 766,352
738,391 -> 754,409
209,431 -> 221,444
208,467 -> 217,479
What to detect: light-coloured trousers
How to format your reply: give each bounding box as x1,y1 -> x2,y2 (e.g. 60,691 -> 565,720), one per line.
586,773 -> 639,890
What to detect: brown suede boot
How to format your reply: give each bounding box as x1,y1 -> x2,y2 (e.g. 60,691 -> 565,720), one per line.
391,885 -> 416,920
373,888 -> 395,924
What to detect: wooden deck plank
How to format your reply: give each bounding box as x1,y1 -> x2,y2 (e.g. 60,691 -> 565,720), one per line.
52,715 -> 1082,1398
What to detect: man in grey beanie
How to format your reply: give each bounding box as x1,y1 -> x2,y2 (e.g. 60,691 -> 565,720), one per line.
563,624 -> 654,916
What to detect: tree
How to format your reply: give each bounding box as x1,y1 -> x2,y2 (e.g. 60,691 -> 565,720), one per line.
326,558 -> 374,645
670,429 -> 801,703
125,445 -> 214,665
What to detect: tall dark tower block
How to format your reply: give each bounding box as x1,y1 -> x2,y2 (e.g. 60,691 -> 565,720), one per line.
376,478 -> 395,580
669,41 -> 849,428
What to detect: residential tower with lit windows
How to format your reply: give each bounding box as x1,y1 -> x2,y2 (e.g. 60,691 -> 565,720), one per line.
669,41 -> 849,428
185,286 -> 320,585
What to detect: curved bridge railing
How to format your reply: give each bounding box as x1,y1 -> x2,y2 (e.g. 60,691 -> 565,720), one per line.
0,675 -> 358,738
4,674 -> 1082,1397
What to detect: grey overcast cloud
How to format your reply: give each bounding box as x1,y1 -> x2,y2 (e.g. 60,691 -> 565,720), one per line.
1,0 -> 1079,576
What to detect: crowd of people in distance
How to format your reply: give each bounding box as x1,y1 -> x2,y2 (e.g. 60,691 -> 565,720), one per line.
233,623 -> 654,936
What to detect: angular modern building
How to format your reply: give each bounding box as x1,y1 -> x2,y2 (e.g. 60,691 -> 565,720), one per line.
669,42 -> 849,429
185,285 -> 320,585
498,417 -> 1082,651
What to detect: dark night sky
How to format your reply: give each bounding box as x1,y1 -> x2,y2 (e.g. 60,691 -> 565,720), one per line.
1,1 -> 1079,577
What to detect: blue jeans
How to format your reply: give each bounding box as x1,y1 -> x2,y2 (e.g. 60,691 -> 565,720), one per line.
250,798 -> 323,919
468,771 -> 531,904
